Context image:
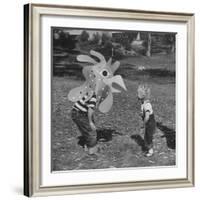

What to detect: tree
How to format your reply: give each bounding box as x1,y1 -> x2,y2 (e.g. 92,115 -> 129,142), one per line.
136,32 -> 141,41
53,29 -> 77,50
101,32 -> 112,45
167,34 -> 175,53
91,32 -> 101,45
79,30 -> 89,42
146,33 -> 152,57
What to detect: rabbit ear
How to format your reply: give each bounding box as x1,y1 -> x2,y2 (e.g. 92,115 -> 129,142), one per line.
110,61 -> 120,74
98,88 -> 113,113
77,55 -> 97,64
90,50 -> 106,64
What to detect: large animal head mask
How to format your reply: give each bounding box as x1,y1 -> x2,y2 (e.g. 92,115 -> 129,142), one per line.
68,50 -> 127,113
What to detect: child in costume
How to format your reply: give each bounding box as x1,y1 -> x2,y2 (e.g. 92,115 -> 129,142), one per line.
137,85 -> 156,157
71,92 -> 98,154
68,50 -> 127,155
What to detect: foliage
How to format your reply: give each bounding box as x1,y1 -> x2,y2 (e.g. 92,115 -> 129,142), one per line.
53,28 -> 76,50
53,28 -> 176,57
79,30 -> 90,43
90,32 -> 101,45
162,33 -> 175,45
101,32 -> 112,45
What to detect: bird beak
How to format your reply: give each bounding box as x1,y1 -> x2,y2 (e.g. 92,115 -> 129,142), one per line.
103,75 -> 127,92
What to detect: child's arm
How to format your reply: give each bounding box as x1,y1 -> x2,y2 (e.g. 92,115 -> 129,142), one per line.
144,111 -> 150,123
88,108 -> 96,131
144,102 -> 152,123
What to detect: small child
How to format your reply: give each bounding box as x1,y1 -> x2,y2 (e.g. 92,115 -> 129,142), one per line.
71,92 -> 98,155
137,85 -> 156,157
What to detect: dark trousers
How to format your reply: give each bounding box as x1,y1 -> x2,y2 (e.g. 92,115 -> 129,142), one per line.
71,108 -> 97,148
144,114 -> 156,150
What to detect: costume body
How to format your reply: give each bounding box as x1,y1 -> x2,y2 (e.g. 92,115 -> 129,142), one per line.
68,50 -> 127,152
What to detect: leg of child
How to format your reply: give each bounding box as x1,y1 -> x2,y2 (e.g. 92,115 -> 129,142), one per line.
144,115 -> 156,157
72,110 -> 97,154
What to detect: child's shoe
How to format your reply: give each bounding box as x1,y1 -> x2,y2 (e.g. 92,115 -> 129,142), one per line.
84,144 -> 88,152
145,148 -> 153,157
88,146 -> 98,155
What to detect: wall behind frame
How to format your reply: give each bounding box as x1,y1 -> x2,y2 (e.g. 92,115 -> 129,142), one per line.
0,0 -> 199,199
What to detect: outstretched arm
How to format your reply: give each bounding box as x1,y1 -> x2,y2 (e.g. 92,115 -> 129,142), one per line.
144,111 -> 150,123
88,108 -> 96,131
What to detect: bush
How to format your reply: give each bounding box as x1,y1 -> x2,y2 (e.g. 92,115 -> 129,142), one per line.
79,30 -> 89,43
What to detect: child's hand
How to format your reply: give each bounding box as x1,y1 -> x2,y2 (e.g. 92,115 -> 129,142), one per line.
140,122 -> 145,129
90,123 -> 96,131
139,128 -> 144,135
144,113 -> 150,123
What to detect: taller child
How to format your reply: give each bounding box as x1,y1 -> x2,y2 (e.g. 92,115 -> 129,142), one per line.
68,50 -> 127,154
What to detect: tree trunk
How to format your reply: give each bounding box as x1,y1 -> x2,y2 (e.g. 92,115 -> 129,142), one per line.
136,32 -> 141,41
146,33 -> 152,57
171,43 -> 175,53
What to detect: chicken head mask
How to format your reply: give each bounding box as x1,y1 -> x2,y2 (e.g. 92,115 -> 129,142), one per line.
68,50 -> 127,113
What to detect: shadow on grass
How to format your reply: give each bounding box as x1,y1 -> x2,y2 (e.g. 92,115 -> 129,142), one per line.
131,134 -> 147,152
77,128 -> 122,147
131,122 -> 176,151
156,122 -> 176,149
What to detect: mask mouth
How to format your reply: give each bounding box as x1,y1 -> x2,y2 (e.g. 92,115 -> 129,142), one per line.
103,75 -> 127,93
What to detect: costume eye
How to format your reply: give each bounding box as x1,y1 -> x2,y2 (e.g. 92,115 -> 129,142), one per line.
101,70 -> 109,77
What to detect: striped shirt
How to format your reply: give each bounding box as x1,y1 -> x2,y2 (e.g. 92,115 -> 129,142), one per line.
73,94 -> 97,112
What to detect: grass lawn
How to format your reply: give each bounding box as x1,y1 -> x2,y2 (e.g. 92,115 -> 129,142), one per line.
51,54 -> 176,171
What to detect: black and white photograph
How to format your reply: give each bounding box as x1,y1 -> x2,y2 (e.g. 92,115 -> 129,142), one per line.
51,28 -> 176,171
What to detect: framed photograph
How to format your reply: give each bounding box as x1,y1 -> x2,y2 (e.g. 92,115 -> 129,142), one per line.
24,4 -> 195,197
